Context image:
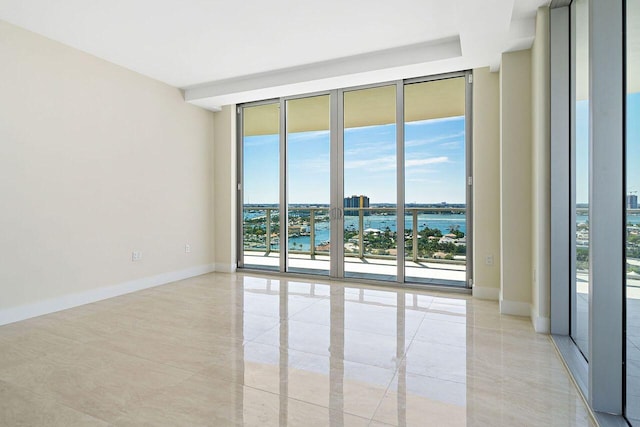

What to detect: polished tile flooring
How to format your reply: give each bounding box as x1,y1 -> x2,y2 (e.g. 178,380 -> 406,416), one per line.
0,272 -> 595,426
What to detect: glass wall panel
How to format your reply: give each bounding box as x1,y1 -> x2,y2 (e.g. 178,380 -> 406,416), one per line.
627,0 -> 640,423
242,103 -> 281,270
239,74 -> 472,287
286,95 -> 331,275
403,77 -> 467,286
572,0 -> 590,359
343,85 -> 397,281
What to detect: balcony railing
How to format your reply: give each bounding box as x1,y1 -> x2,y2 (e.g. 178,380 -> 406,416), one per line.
242,206 -> 467,265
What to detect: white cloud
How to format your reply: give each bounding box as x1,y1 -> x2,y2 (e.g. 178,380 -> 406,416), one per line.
405,131 -> 465,148
407,178 -> 444,184
405,156 -> 449,168
344,140 -> 395,156
293,158 -> 330,173
439,141 -> 461,149
406,168 -> 438,175
343,155 -> 449,172
288,130 -> 330,142
344,155 -> 396,170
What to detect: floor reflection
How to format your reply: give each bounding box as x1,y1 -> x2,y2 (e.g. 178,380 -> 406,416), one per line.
0,273 -> 594,426
230,275 -> 591,426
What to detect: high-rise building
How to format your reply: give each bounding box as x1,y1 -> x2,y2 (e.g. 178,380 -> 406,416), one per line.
343,195 -> 370,216
628,194 -> 638,209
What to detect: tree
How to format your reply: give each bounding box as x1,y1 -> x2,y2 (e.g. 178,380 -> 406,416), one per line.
448,225 -> 465,238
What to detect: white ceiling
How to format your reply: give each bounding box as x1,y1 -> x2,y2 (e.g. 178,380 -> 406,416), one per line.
0,0 -> 550,110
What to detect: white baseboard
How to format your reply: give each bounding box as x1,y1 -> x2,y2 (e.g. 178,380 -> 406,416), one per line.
472,285 -> 500,300
530,306 -> 550,333
215,262 -> 237,273
499,298 -> 531,317
0,263 -> 215,326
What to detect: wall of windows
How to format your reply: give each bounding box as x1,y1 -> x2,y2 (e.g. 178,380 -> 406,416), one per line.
238,73 -> 472,287
241,102 -> 280,271
627,0 -> 640,423
286,95 -> 331,276
551,0 -> 637,424
342,85 -> 398,281
571,0 -> 589,360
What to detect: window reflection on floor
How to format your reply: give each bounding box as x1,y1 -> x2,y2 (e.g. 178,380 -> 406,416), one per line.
235,274 -> 591,426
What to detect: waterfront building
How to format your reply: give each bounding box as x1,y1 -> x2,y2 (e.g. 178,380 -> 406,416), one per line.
343,195 -> 370,216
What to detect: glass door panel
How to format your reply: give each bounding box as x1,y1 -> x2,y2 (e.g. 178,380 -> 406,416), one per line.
343,85 -> 397,281
626,0 -> 640,423
572,0 -> 590,360
403,77 -> 467,286
242,103 -> 281,271
239,74 -> 472,288
286,95 -> 331,275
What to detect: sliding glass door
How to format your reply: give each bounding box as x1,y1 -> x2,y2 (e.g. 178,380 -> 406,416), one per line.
550,0 -> 638,421
238,73 -> 472,287
571,0 -> 590,360
404,77 -> 469,286
286,95 -> 331,275
343,85 -> 398,281
627,0 -> 640,423
241,102 -> 280,271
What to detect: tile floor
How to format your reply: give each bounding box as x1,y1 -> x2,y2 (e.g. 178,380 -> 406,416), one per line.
0,272 -> 595,426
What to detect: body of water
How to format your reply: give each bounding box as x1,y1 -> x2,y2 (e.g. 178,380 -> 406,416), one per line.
576,213 -> 640,225
245,210 -> 640,251
245,211 -> 467,251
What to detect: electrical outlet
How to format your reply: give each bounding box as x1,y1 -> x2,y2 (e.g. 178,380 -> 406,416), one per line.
485,254 -> 494,266
185,244 -> 191,253
132,251 -> 142,261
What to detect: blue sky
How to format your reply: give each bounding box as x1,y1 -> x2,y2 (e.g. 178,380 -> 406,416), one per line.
243,116 -> 466,205
627,93 -> 640,200
575,99 -> 588,204
244,92 -> 640,206
575,92 -> 640,204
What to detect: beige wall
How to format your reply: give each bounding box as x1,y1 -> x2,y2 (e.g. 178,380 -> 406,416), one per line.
531,7 -> 551,332
213,106 -> 237,272
0,21 -> 215,322
472,68 -> 501,300
499,49 -> 533,315
0,15 -> 553,330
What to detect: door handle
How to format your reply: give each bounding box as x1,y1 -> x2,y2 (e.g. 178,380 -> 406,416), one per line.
329,208 -> 343,220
